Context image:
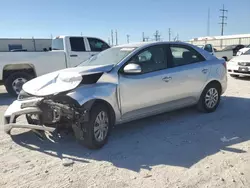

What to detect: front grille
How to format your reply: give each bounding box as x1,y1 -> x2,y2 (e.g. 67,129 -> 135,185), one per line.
238,62 -> 250,66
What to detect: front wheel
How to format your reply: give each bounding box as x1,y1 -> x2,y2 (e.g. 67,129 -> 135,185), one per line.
197,83 -> 221,113
75,103 -> 111,149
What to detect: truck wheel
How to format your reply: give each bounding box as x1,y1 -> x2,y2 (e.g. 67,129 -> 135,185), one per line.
76,103 -> 111,149
4,72 -> 33,97
197,83 -> 221,113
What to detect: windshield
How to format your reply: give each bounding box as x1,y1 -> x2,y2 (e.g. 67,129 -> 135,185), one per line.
243,49 -> 250,55
78,47 -> 136,66
52,38 -> 64,50
246,45 -> 250,48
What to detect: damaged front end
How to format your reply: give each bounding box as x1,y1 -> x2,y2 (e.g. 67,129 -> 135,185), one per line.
4,93 -> 88,135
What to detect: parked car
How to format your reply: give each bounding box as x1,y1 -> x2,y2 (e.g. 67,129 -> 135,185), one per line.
222,45 -> 245,56
227,49 -> 250,77
236,45 -> 250,56
4,42 -> 227,149
0,36 -> 110,96
198,44 -> 233,61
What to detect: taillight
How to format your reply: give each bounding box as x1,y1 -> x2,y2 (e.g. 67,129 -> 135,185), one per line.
223,61 -> 227,69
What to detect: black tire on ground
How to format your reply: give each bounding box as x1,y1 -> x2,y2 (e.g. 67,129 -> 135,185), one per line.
197,83 -> 221,113
75,103 -> 111,149
230,74 -> 239,78
4,72 -> 33,97
222,57 -> 228,61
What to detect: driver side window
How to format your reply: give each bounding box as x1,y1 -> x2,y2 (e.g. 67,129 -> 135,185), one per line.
128,45 -> 167,73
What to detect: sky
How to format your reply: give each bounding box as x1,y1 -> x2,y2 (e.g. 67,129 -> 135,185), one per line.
0,0 -> 249,44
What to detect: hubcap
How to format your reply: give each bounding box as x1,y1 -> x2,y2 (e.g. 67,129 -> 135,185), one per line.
205,88 -> 219,109
12,78 -> 27,95
94,111 -> 109,142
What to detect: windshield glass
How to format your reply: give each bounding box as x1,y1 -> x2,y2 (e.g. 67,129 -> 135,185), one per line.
52,38 -> 64,50
243,49 -> 250,55
78,47 -> 136,66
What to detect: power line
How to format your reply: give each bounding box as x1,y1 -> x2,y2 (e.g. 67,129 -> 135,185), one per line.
219,4 -> 228,36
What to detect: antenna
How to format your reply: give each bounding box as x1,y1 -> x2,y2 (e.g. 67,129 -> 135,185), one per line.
219,4 -> 228,36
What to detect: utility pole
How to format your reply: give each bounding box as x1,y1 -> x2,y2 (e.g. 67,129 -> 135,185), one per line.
111,30 -> 114,46
168,28 -> 171,41
126,34 -> 130,43
81,32 -> 83,36
219,4 -> 228,36
207,8 -> 210,36
108,37 -> 110,45
154,30 -> 160,41
142,32 -> 145,42
115,30 -> 118,46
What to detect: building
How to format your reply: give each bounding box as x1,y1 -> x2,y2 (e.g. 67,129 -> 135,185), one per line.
188,34 -> 250,49
0,38 -> 52,52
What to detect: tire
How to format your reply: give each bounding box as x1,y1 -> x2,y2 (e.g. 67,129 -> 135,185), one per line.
230,74 -> 239,78
197,83 -> 221,113
4,72 -> 33,97
222,57 -> 228,61
75,103 -> 111,149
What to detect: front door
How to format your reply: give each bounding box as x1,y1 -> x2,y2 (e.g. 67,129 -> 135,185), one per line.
119,44 -> 170,120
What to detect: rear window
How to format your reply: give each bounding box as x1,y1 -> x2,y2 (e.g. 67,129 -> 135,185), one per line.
52,38 -> 64,50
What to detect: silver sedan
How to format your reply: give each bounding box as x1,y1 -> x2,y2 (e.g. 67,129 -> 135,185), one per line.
4,41 -> 227,149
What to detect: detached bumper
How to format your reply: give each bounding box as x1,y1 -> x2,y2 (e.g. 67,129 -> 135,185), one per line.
3,99 -> 54,134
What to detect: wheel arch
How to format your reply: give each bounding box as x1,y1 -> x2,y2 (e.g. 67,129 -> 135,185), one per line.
82,98 -> 116,126
203,80 -> 222,94
3,64 -> 37,81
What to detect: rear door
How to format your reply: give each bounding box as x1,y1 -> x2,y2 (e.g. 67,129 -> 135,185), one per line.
67,37 -> 91,67
162,44 -> 211,104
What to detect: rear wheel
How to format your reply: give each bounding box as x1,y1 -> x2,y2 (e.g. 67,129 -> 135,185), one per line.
75,103 -> 111,149
4,72 -> 33,97
197,83 -> 221,113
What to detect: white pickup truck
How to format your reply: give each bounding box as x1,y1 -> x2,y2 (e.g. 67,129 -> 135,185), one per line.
198,44 -> 233,61
0,36 -> 110,96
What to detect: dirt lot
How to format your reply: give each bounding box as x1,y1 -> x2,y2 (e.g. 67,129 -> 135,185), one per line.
0,76 -> 250,188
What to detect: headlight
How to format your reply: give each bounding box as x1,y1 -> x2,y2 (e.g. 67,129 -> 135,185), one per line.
18,90 -> 35,100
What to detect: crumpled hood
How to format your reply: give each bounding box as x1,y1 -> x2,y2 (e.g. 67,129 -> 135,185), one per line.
22,64 -> 114,96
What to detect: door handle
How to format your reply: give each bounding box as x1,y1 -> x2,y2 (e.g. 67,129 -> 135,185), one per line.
162,76 -> 172,82
70,54 -> 78,57
202,69 -> 208,74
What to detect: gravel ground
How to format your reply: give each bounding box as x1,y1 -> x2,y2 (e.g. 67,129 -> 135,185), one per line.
0,76 -> 250,188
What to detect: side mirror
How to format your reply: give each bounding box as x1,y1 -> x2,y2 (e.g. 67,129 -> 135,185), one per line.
123,63 -> 142,74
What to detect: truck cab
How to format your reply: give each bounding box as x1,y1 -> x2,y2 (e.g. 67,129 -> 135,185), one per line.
0,36 -> 110,96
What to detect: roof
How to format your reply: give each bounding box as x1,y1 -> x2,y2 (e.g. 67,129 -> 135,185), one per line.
114,41 -> 193,48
